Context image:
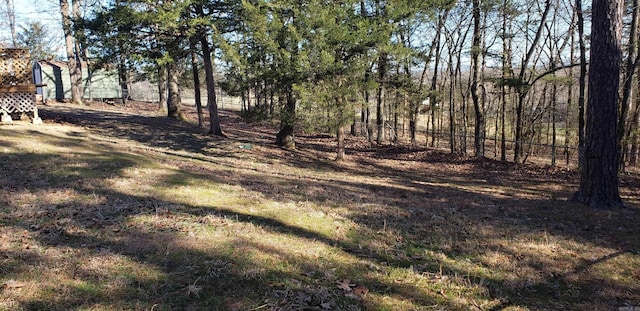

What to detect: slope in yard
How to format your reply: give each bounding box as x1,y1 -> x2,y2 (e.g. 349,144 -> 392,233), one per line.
0,102 -> 638,310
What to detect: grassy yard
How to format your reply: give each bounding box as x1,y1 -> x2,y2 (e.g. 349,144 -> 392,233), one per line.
0,102 -> 639,310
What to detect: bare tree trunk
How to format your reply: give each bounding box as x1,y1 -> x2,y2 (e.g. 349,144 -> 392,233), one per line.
500,0 -> 512,161
336,76 -> 347,159
618,0 -> 639,168
471,0 -> 485,157
276,85 -> 296,149
200,34 -> 223,136
500,90 -> 507,161
576,0 -> 588,168
514,0 -> 552,163
191,4 -> 223,135
336,124 -> 346,160
494,99 -> 499,158
429,99 -> 436,147
245,89 -> 251,112
430,14 -> 445,147
392,88 -> 399,143
566,18 -> 576,166
158,65 -> 167,112
363,30 -> 374,143
376,53 -> 387,145
448,53 -> 456,154
363,69 -> 373,143
631,135 -> 639,165
190,43 -> 204,128
458,55 -> 468,155
551,82 -> 557,166
360,98 -> 367,136
167,63 -> 184,120
60,0 -> 83,105
573,0 -> 623,209
627,71 -> 640,165
118,55 -> 129,106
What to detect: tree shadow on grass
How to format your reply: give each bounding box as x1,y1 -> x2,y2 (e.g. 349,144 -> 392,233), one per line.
0,137 -> 470,310
155,148 -> 640,309
22,104 -> 640,310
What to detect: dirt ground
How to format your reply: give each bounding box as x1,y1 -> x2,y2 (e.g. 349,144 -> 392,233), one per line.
38,100 -> 640,199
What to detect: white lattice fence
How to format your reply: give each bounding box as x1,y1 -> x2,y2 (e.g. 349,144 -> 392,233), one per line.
0,48 -> 41,123
0,92 -> 36,114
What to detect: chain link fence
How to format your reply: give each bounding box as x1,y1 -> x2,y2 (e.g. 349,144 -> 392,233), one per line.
128,81 -> 242,110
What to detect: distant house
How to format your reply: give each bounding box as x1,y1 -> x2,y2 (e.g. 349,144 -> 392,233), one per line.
33,60 -> 121,101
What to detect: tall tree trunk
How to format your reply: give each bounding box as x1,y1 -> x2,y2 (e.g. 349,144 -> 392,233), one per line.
409,109 -> 418,145
551,82 -> 557,166
190,43 -> 204,128
500,0 -> 512,161
500,89 -> 507,161
573,0 -> 623,209
376,53 -> 387,145
337,95 -> 346,161
276,85 -> 296,149
118,55 -> 129,106
566,19 -> 575,166
547,12 -> 558,167
360,98 -> 367,136
458,56 -> 468,155
576,0 -> 588,168
625,68 -> 640,165
337,125 -> 346,161
471,0 -> 485,157
429,99 -> 436,147
514,93 -> 525,162
167,63 -> 184,120
363,69 -> 373,142
200,33 -> 223,136
351,118 -> 357,136
245,89 -> 251,112
494,99 -> 499,158
430,19 -> 444,148
367,104 -> 373,144
158,64 -> 167,113
626,69 -> 640,165
618,0 -> 639,168
448,53 -> 456,154
60,0 -> 83,105
513,0 -> 552,163
392,88 -> 399,143
366,100 -> 373,144
361,2 -> 374,144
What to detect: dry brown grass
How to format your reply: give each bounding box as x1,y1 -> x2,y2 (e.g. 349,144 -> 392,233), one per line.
0,101 -> 638,310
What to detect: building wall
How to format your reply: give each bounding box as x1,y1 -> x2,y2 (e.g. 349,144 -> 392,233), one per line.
84,69 -> 120,99
35,62 -> 68,100
35,61 -> 120,101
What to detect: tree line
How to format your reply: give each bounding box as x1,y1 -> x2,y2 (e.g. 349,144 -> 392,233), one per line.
2,0 -> 630,208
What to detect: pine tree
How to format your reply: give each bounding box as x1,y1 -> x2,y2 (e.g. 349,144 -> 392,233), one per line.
572,0 -> 624,209
16,22 -> 58,60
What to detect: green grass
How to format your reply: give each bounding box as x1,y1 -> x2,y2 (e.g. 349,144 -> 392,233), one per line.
0,108 -> 639,310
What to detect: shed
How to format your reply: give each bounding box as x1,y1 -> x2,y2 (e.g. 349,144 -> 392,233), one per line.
34,60 -> 121,101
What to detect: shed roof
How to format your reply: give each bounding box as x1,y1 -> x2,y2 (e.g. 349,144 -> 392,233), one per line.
37,59 -> 91,69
